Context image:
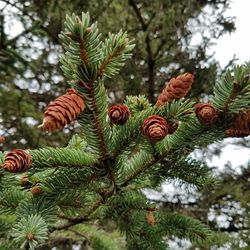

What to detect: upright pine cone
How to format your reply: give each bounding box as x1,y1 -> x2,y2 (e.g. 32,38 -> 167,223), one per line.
39,89 -> 85,132
195,103 -> 219,125
108,104 -> 130,125
141,115 -> 168,142
156,73 -> 194,106
226,109 -> 250,137
3,149 -> 32,173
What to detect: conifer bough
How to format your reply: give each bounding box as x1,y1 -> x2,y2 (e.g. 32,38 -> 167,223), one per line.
1,12 -> 250,250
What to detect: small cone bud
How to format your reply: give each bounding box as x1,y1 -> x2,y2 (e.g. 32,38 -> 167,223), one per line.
168,122 -> 179,134
26,233 -> 35,240
31,186 -> 43,196
146,208 -> 156,225
20,175 -> 29,186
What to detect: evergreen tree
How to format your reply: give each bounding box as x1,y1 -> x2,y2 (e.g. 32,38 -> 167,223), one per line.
0,0 -> 235,149
0,12 -> 249,250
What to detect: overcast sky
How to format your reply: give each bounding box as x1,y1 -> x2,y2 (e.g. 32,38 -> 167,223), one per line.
212,0 -> 250,67
208,0 -> 250,169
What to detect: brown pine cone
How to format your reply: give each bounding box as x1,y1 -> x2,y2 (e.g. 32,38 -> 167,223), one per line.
156,73 -> 194,106
108,104 -> 130,125
39,88 -> 85,132
141,115 -> 168,142
226,128 -> 250,137
168,122 -> 179,134
226,109 -> 250,137
195,103 -> 219,125
3,149 -> 32,173
31,186 -> 43,196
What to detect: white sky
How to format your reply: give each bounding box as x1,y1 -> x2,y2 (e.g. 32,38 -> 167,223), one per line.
209,0 -> 250,168
212,0 -> 250,67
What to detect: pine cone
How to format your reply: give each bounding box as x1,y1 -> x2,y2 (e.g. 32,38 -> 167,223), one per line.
141,115 -> 168,142
195,103 -> 219,125
156,73 -> 194,106
108,104 -> 130,125
3,149 -> 32,173
226,109 -> 250,137
168,122 -> 179,134
39,89 -> 85,132
226,128 -> 250,137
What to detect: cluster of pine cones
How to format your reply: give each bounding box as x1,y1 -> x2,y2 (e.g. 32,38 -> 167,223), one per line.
2,72 -> 249,174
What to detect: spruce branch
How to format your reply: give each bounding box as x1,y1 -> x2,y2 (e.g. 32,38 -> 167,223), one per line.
98,31 -> 135,78
212,63 -> 250,114
3,10 -> 250,250
30,147 -> 98,169
12,214 -> 48,250
73,80 -> 110,159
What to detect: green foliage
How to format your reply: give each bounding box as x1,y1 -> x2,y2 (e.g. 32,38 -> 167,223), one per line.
110,107 -> 155,155
99,31 -> 135,78
0,7 -> 249,250
124,95 -> 152,114
153,157 -> 217,188
157,212 -> 212,243
212,62 -> 250,114
0,187 -> 29,214
15,197 -> 58,225
158,99 -> 195,122
30,147 -> 98,168
12,214 -> 48,250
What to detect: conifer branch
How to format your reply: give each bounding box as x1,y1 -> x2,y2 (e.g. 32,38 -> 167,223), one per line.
79,37 -> 90,68
30,147 -> 98,169
3,11 -> 250,249
89,83 -> 108,159
76,80 -> 109,159
54,192 -> 111,230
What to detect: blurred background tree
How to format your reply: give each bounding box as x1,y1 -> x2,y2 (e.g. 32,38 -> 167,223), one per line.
1,0 -> 249,249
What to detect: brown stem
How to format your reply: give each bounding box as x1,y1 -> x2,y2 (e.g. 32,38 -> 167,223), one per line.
53,189 -> 114,231
128,0 -> 147,31
223,82 -> 242,112
89,83 -> 108,159
146,35 -> 155,103
54,198 -> 103,230
97,43 -> 126,77
79,38 -> 89,67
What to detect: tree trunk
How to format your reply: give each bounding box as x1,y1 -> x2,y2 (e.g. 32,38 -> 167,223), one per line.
148,59 -> 155,103
146,35 -> 155,103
